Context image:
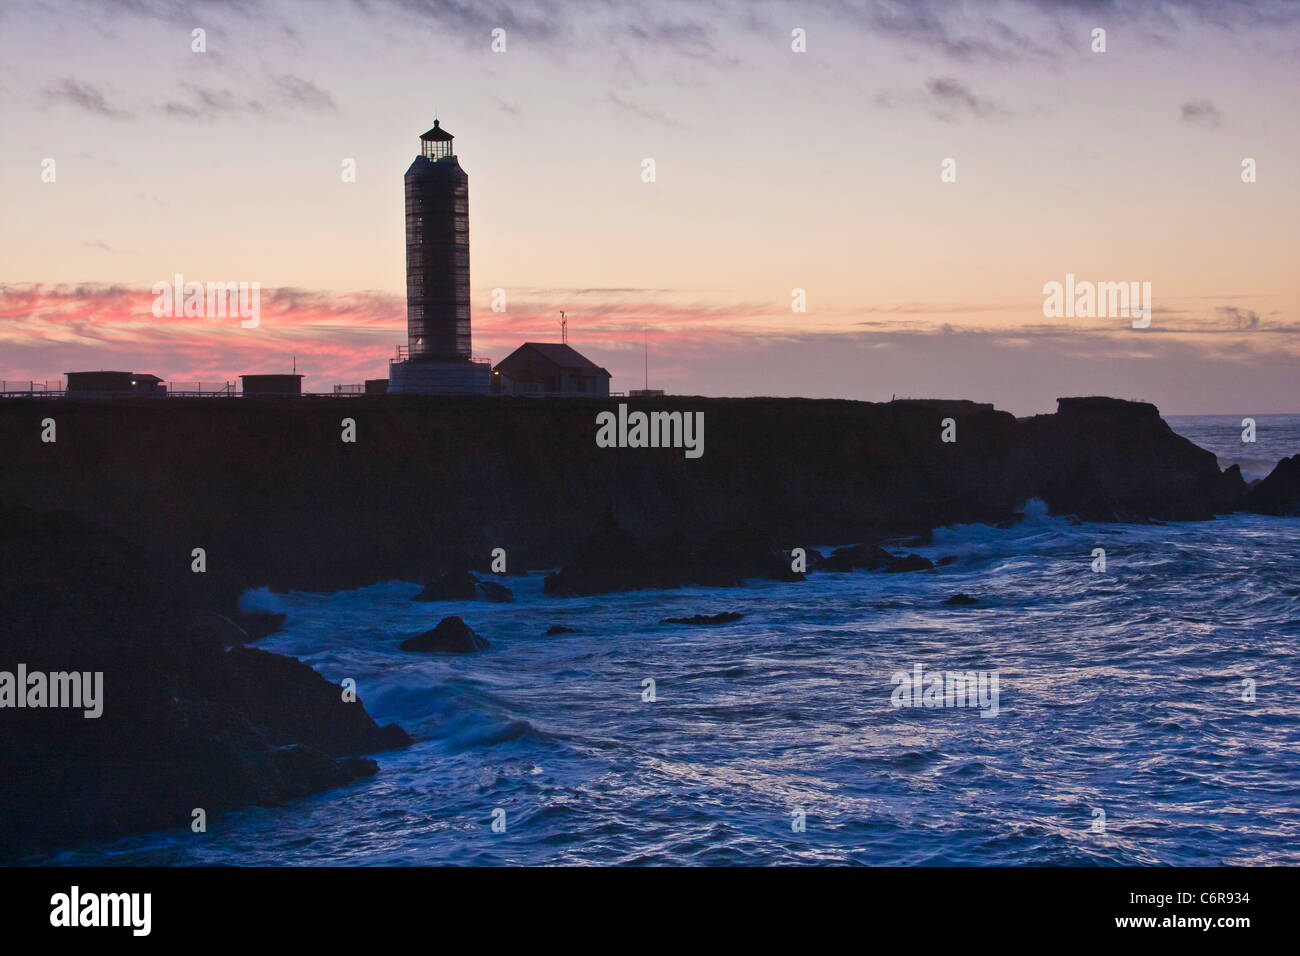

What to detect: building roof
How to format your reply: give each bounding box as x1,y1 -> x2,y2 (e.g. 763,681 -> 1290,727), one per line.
66,371 -> 163,382
512,342 -> 609,373
420,119 -> 454,141
240,374 -> 303,380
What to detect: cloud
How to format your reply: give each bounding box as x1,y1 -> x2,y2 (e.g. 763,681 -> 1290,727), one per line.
925,76 -> 1010,121
40,78 -> 132,118
827,0 -> 1051,62
2,283 -> 1289,403
270,73 -> 338,112
160,83 -> 267,118
623,18 -> 717,58
91,0 -> 266,23
158,75 -> 337,118
80,239 -> 130,254
1181,98 -> 1224,126
1218,305 -> 1260,330
875,76 -> 1011,122
44,0 -> 1300,79
837,0 -> 1300,63
861,307 -> 1298,337
606,93 -> 686,129
0,283 -> 407,388
629,321 -> 1300,414
541,287 -> 678,295
45,74 -> 329,122
360,0 -> 562,44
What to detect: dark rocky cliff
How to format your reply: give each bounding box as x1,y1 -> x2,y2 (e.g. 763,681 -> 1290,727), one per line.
0,503 -> 411,860
0,395 -> 1255,595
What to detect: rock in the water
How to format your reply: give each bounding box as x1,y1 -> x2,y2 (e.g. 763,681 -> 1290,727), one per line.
1247,455 -> 1300,516
544,624 -> 579,635
1024,397 -> 1246,521
476,579 -> 513,602
703,527 -> 804,584
412,569 -> 479,601
884,553 -> 935,573
412,572 -> 513,603
269,745 -> 379,802
660,612 -> 744,625
400,615 -> 489,653
821,544 -> 933,573
944,593 -> 979,606
543,513 -> 801,596
227,645 -> 413,755
798,548 -> 826,571
822,544 -> 892,571
238,610 -> 287,640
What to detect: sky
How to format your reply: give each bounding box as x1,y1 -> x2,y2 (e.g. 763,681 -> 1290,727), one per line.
1,0 -> 1297,414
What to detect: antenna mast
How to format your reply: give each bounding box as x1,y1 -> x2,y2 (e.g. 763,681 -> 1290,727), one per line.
560,311 -> 568,344
643,325 -> 648,391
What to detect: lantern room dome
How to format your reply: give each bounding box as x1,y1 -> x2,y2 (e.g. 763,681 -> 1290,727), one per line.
419,119 -> 455,160
420,119 -> 454,141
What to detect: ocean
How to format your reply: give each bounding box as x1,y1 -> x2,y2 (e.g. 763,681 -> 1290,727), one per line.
1164,414 -> 1297,482
43,414 -> 1300,866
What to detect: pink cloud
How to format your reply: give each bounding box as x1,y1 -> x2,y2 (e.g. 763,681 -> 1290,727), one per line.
3,283 -> 1295,413
0,283 -> 775,391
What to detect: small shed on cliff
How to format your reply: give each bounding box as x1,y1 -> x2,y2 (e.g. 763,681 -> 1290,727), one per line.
492,343 -> 611,397
240,374 -> 303,397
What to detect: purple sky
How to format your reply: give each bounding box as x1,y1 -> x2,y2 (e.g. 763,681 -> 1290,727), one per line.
1,0 -> 1297,414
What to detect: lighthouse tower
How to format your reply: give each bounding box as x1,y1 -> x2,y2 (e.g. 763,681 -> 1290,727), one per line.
389,120 -> 490,394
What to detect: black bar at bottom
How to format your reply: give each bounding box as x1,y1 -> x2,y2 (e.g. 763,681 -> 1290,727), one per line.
0,865 -> 1275,941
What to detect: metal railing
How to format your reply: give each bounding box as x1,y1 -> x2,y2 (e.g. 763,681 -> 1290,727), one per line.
391,345 -> 492,367
166,381 -> 237,397
0,380 -> 63,397
1,376 -> 538,400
